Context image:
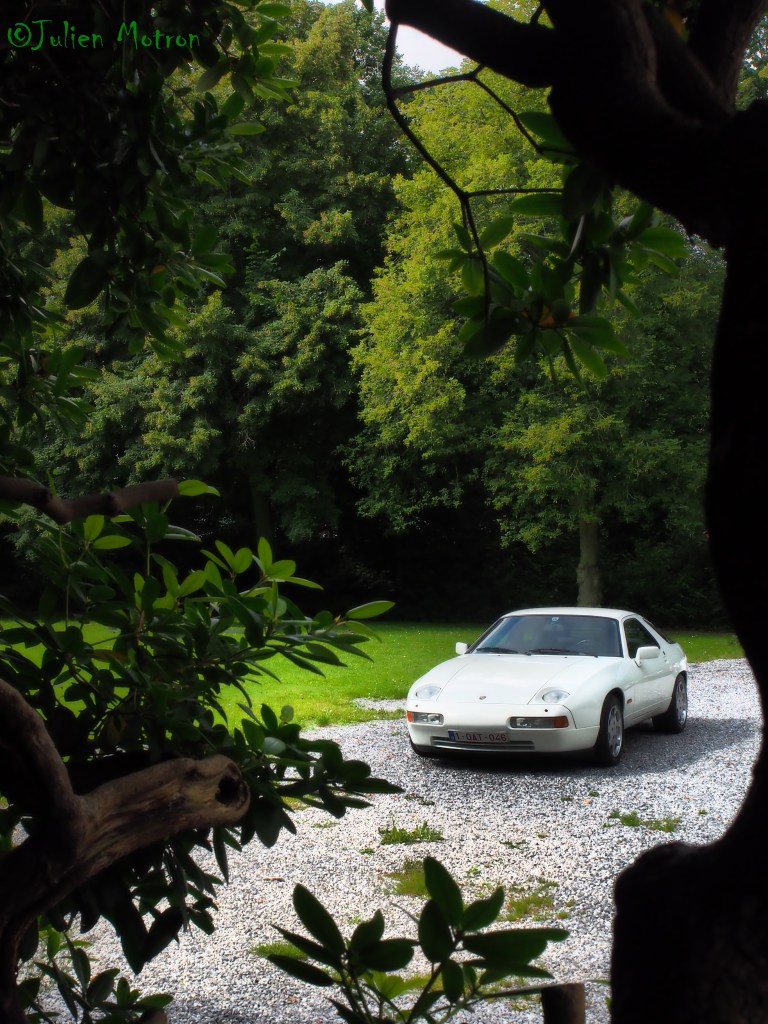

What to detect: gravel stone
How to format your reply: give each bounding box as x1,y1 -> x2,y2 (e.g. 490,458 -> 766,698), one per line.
57,659 -> 760,1023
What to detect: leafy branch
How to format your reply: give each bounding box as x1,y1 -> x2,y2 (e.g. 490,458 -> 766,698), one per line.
269,856 -> 575,1024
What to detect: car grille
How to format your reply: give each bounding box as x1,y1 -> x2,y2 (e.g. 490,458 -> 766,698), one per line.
432,738 -> 536,752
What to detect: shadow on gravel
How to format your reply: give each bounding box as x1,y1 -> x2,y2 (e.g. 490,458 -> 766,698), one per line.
402,715 -> 759,781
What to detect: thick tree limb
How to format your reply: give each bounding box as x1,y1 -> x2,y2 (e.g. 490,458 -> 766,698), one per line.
383,0 -> 768,245
0,476 -> 180,523
688,0 -> 768,103
0,677 -> 250,1024
0,679 -> 84,827
384,0 -> 561,87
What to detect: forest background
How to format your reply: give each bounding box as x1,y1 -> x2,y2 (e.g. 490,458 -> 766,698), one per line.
0,0 -> 735,628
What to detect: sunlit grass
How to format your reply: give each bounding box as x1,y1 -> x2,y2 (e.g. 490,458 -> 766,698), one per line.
0,618 -> 745,728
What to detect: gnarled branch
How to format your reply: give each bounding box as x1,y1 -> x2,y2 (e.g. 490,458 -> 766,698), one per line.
0,476 -> 180,523
0,677 -> 250,1024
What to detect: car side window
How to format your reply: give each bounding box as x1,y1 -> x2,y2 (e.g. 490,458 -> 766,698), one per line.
623,618 -> 660,658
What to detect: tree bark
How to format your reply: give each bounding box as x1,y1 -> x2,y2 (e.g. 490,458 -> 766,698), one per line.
610,240 -> 768,1023
576,518 -> 602,607
0,678 -> 250,1024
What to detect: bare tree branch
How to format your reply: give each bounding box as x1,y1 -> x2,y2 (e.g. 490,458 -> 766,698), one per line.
0,476 -> 180,523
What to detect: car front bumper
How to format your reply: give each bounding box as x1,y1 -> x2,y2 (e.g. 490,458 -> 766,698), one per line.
406,703 -> 600,754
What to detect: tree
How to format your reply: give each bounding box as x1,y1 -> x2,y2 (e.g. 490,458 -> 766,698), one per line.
0,3 -> 397,1020
351,49 -> 717,617
379,0 -> 768,1020
26,0 -> 412,551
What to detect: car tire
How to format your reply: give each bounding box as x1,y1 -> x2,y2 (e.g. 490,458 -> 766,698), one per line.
594,694 -> 624,766
409,738 -> 442,758
652,674 -> 688,734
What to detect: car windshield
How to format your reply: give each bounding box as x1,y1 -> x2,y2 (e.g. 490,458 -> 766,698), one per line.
472,614 -> 622,658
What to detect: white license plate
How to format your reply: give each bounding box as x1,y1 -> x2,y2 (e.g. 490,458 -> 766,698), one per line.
448,729 -> 509,744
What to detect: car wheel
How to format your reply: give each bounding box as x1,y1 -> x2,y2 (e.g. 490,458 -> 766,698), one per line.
594,695 -> 624,766
409,738 -> 442,758
652,674 -> 688,734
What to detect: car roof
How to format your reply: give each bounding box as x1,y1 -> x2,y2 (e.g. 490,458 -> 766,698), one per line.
501,607 -> 636,620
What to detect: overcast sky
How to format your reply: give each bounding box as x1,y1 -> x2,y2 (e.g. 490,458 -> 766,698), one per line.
393,23 -> 463,72
323,0 -> 463,73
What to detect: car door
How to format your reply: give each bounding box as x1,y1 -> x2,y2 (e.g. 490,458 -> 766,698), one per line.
622,617 -> 673,718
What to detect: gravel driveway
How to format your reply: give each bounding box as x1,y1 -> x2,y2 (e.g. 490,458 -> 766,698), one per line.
79,659 -> 760,1024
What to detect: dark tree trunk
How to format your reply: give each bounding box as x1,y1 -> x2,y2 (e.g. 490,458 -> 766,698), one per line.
610,241 -> 768,1022
576,518 -> 602,607
249,479 -> 273,547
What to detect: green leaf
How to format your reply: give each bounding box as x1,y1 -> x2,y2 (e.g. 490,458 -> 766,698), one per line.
349,911 -> 385,952
18,181 -> 44,232
461,257 -> 485,295
567,314 -> 621,349
192,225 -> 219,255
463,927 -> 567,966
227,122 -> 267,136
92,534 -> 132,550
178,479 -> 220,497
479,215 -> 514,249
257,536 -> 273,569
267,558 -> 297,579
83,515 -> 105,542
268,955 -> 335,987
418,900 -> 454,963
274,928 -> 340,968
562,162 -> 609,220
64,255 -> 109,309
492,252 -> 529,293
510,193 -> 562,218
196,63 -> 227,92
345,600 -> 394,620
144,908 -> 184,961
453,222 -> 473,253
518,111 -> 574,153
461,886 -> 505,932
637,226 -> 689,259
356,938 -> 415,972
625,200 -> 655,238
292,885 -> 346,955
645,250 -> 679,274
441,959 -> 464,1003
231,547 -> 254,574
423,857 -> 463,928
567,336 -> 608,377
257,1 -> 293,16
463,316 -> 519,358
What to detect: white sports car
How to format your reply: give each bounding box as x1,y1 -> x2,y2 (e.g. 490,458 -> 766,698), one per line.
406,607 -> 688,766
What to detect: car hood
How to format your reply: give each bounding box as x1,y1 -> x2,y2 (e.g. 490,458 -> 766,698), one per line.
412,653 -> 617,704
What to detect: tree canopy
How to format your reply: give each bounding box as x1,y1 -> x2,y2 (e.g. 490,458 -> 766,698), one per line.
379,1 -> 768,1020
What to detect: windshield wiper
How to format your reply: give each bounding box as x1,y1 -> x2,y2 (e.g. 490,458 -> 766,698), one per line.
525,647 -> 582,655
476,646 -> 519,654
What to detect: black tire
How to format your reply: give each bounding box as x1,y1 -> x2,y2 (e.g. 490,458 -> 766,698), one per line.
594,694 -> 624,766
653,674 -> 688,734
409,738 -> 443,758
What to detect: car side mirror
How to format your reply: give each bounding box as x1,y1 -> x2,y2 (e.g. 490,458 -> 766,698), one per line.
455,642 -> 468,655
635,645 -> 660,664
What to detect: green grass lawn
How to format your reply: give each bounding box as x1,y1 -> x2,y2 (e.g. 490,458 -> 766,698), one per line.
227,623 -> 744,726
0,619 -> 745,728
228,622 -> 486,726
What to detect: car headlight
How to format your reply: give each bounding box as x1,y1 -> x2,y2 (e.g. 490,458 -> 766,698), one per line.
414,684 -> 443,699
537,688 -> 570,703
407,711 -> 444,724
